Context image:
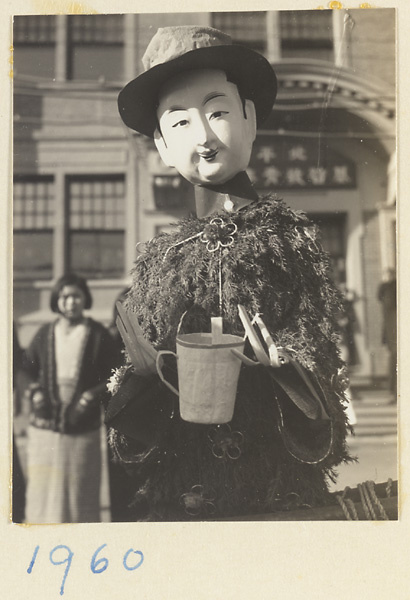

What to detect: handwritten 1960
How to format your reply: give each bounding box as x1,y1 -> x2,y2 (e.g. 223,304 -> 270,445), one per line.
27,544 -> 144,595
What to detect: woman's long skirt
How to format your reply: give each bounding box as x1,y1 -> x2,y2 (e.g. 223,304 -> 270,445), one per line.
25,426 -> 101,523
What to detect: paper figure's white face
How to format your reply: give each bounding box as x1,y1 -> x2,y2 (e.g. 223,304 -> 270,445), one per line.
154,69 -> 257,186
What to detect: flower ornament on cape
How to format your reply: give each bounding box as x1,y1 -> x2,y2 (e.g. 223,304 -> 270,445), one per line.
208,424 -> 244,460
179,484 -> 217,517
163,216 -> 237,261
200,217 -> 238,253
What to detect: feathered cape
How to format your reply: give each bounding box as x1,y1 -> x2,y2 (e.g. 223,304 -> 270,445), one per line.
107,195 -> 351,520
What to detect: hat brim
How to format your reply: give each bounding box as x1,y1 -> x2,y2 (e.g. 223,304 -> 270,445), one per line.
118,44 -> 277,138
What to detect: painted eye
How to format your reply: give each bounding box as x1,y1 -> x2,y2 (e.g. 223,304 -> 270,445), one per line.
210,110 -> 228,120
172,119 -> 189,128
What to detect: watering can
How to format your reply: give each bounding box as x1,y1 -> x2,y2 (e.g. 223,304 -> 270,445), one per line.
156,316 -> 245,424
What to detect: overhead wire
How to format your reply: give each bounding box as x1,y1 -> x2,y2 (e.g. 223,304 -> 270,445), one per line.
317,10 -> 356,168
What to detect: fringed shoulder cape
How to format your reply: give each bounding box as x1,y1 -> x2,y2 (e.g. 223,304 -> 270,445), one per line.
106,194 -> 352,521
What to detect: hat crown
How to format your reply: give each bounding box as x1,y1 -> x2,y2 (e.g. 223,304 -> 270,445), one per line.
142,26 -> 233,71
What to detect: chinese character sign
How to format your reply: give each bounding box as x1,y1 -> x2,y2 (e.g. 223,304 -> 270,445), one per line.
248,138 -> 356,190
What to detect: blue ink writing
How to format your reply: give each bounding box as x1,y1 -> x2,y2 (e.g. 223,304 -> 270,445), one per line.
90,544 -> 109,574
27,544 -> 145,595
27,545 -> 39,574
49,545 -> 74,596
123,549 -> 144,571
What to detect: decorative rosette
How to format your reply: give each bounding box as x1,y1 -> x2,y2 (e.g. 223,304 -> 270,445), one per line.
179,485 -> 216,517
200,217 -> 238,253
207,424 -> 244,460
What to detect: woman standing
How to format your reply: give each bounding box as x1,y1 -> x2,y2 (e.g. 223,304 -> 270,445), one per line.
24,274 -> 119,523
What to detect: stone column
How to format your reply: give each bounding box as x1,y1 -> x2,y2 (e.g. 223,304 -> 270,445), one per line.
55,15 -> 68,82
266,11 -> 281,63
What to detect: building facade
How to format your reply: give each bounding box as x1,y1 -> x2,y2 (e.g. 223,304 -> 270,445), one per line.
13,10 -> 396,384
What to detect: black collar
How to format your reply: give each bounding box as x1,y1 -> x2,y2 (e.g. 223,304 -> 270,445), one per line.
195,172 -> 258,218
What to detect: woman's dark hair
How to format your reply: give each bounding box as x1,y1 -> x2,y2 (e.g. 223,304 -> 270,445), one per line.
50,273 -> 92,313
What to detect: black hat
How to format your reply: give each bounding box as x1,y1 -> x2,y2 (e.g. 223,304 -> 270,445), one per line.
118,26 -> 277,138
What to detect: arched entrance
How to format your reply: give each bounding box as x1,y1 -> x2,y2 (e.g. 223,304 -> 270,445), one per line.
252,60 -> 395,383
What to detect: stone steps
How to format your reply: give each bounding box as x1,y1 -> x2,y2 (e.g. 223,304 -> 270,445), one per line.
351,398 -> 397,438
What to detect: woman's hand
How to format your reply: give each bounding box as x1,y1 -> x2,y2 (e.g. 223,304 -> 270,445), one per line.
78,390 -> 95,408
27,384 -> 50,420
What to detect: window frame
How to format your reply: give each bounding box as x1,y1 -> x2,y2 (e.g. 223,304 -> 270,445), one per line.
13,174 -> 55,281
66,14 -> 125,82
66,173 -> 126,280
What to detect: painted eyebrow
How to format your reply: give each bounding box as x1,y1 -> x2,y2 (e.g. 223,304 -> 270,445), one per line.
203,93 -> 226,106
165,106 -> 187,115
163,93 -> 227,114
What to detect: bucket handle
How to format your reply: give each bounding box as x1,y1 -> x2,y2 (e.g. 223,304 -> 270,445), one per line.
231,348 -> 259,367
156,350 -> 179,396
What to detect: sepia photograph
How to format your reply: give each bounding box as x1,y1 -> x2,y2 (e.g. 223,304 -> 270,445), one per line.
12,8 -> 397,528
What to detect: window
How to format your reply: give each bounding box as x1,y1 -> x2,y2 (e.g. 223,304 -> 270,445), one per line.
13,174 -> 126,281
153,175 -> 183,210
13,15 -> 56,79
280,10 -> 333,61
310,213 -> 347,284
212,12 -> 267,53
13,176 -> 54,280
67,15 -> 124,81
67,175 -> 125,279
152,174 -> 195,213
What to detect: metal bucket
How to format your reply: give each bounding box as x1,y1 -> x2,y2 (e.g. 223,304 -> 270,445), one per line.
157,329 -> 244,424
